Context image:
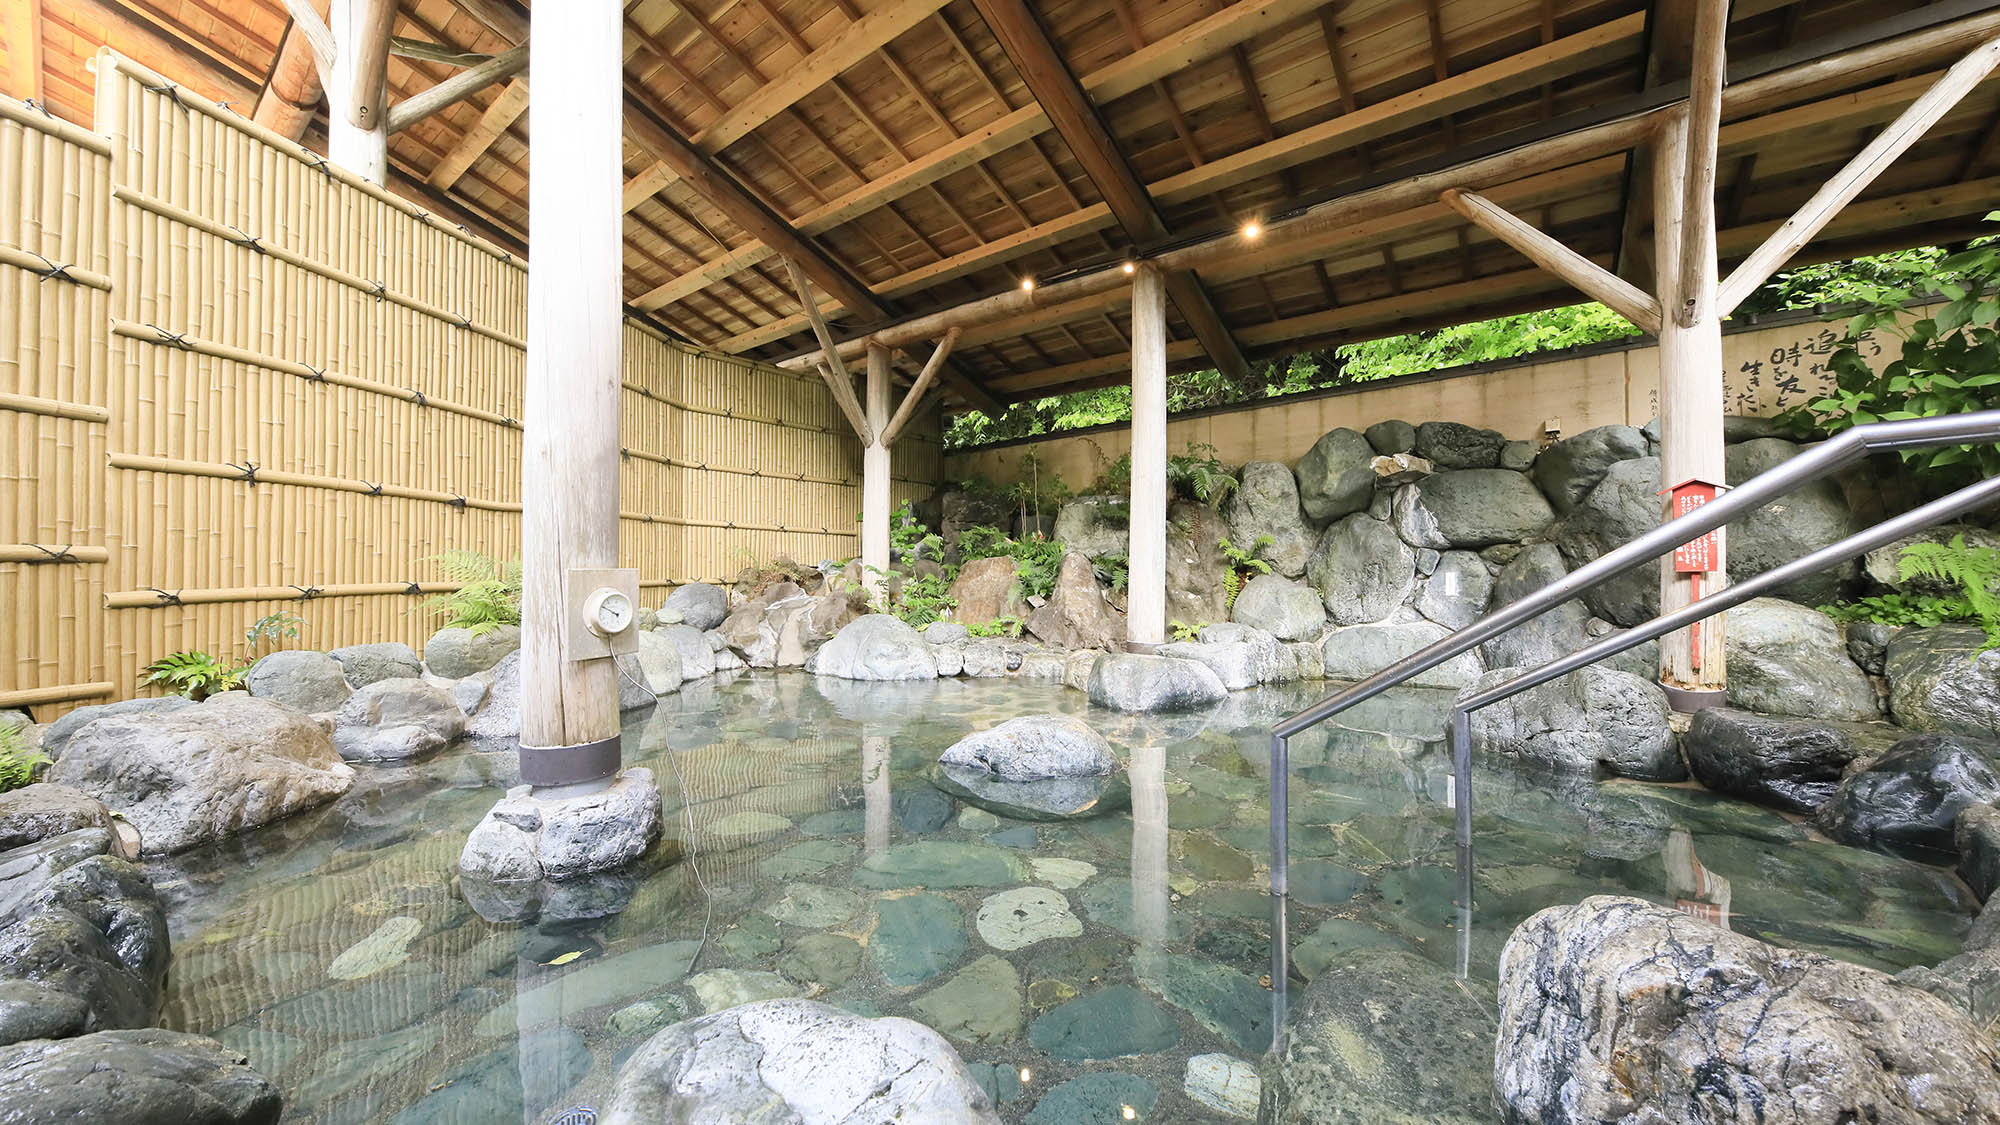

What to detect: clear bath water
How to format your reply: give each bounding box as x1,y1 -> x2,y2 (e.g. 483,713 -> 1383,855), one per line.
151,673 -> 1974,1123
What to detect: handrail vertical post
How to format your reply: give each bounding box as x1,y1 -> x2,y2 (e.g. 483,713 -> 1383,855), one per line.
1451,708 -> 1475,979
1270,731 -> 1290,1047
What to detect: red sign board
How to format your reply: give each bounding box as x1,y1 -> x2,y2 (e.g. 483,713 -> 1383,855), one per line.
1662,478 -> 1723,574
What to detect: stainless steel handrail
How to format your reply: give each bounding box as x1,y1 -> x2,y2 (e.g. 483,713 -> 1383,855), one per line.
1265,409 -> 2000,1043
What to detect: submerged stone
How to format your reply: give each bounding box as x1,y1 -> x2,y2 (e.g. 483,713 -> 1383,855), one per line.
1186,1053 -> 1261,1119
910,954 -> 1023,1044
761,883 -> 862,929
1136,949 -> 1270,1052
870,892 -> 967,987
974,886 -> 1082,950
855,842 -> 1030,888
931,764 -> 1131,822
774,932 -> 862,989
1026,1072 -> 1159,1125
1029,984 -> 1180,1059
689,968 -> 801,1014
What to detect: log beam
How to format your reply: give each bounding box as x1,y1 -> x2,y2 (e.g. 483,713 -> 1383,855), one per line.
427,76 -> 526,188
386,41 -> 527,133
1441,188 -> 1663,334
881,327 -> 960,446
786,258 -> 874,444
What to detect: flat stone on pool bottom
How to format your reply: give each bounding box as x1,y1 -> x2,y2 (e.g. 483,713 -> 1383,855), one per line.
1028,985 -> 1181,1059
871,892 -> 968,986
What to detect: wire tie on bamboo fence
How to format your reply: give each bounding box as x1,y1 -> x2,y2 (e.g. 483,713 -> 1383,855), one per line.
370,281 -> 388,301
26,545 -> 79,565
147,325 -> 191,349
302,365 -> 326,384
23,98 -> 51,117
147,588 -> 183,607
225,227 -> 266,255
501,416 -> 518,428
290,585 -> 321,601
409,390 -> 428,407
405,582 -> 425,595
142,82 -> 189,109
228,461 -> 260,484
304,154 -> 335,183
413,210 -> 434,228
361,480 -> 384,496
448,495 -> 467,509
453,315 -> 472,331
619,448 -> 630,460
25,252 -> 75,283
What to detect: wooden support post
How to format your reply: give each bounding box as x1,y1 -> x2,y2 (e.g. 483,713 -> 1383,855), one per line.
327,0 -> 395,181
1128,264 -> 1168,650
863,344 -> 894,605
1654,105 -> 1728,705
519,0 -> 622,776
786,257 -> 873,444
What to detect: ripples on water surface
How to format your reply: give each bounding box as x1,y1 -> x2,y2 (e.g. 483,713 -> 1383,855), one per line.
151,672 -> 1973,1122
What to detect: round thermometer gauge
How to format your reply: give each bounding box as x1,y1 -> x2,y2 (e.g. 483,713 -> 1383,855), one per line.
584,587 -> 635,637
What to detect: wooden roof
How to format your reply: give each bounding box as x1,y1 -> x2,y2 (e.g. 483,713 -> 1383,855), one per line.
6,0 -> 1999,409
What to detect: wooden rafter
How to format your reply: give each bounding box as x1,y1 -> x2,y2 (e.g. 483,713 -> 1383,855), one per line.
1442,188 -> 1663,333
5,0 -> 44,102
968,0 -> 1249,380
386,41 -> 525,132
427,76 -> 526,188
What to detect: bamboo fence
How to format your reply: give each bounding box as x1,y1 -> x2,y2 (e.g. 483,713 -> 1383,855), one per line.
0,56 -> 938,717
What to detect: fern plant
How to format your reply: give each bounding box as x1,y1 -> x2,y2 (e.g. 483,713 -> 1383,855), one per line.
967,615 -> 1025,639
1823,534 -> 2000,649
890,499 -> 944,561
882,570 -> 957,628
958,525 -> 1011,562
426,550 -> 523,634
1219,534 -> 1274,611
1092,553 -> 1129,592
0,725 -> 48,793
1168,443 -> 1239,506
142,651 -> 246,700
1008,536 -> 1066,600
1169,619 -> 1205,643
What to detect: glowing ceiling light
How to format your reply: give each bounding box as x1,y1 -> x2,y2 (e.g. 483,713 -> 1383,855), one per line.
1020,277 -> 1036,292
1121,261 -> 1136,275
1242,220 -> 1262,240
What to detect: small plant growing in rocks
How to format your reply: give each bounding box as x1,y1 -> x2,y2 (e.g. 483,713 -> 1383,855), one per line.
141,651 -> 246,700
0,724 -> 49,792
425,550 -> 522,634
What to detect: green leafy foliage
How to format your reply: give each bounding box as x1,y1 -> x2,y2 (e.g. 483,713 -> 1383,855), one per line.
1168,620 -> 1204,643
0,725 -> 49,793
884,571 -> 957,629
1167,443 -> 1238,506
958,525 -> 1012,562
1776,226 -> 2000,486
1822,534 -> 2000,649
890,499 -> 944,560
245,611 -> 303,653
1092,552 -> 1129,592
1006,450 -> 1071,521
1219,533 -> 1274,612
425,550 -> 523,635
142,651 -> 246,700
967,615 -> 1025,639
1088,454 -> 1132,497
1008,536 -> 1066,600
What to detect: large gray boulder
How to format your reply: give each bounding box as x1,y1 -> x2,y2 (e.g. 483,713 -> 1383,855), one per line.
1307,513 -> 1415,625
1230,574 -> 1325,641
0,1029 -> 281,1123
1722,598 -> 1880,721
0,785 -> 116,852
1725,438 -> 1863,606
49,695 -> 354,854
1364,418 -> 1416,454
1260,947 -> 1492,1123
1462,665 -> 1682,780
458,768 -> 664,884
1413,421 -> 1506,469
664,582 -> 730,631
242,650 -> 351,714
1392,470 -> 1555,549
941,490 -> 1012,566
1682,707 -> 1902,815
1026,551 -> 1125,651
624,630 -> 684,693
808,615 -> 937,680
1476,543 -> 1590,670
1087,654 -> 1228,712
330,678 -> 464,762
1888,625 -> 2000,737
1416,550 -> 1492,629
461,651 -> 522,743
939,715 -> 1117,781
1496,896 -> 2000,1124
0,829 -> 169,1042
1555,456 -> 1663,625
1530,424 -> 1648,513
41,698 -> 197,760
659,623 -> 717,679
1222,461 -> 1314,577
1293,428 -> 1376,524
601,999 -> 999,1123
729,592 -> 853,668
1197,622 -> 1298,685
1052,495 -> 1130,558
1157,640 -> 1267,691
946,556 -> 1029,626
1817,733 -> 2000,856
1167,499 -> 1232,628
327,642 -> 422,687
423,624 -> 521,679
1322,619 -> 1482,690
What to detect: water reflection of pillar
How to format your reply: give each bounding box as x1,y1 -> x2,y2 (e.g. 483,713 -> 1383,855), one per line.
864,734 -> 891,857
515,954 -> 575,1124
1130,743 -> 1169,946
1664,828 -> 1732,928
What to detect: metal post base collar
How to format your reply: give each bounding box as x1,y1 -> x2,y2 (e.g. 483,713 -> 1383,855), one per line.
520,735 -> 621,788
1660,684 -> 1727,713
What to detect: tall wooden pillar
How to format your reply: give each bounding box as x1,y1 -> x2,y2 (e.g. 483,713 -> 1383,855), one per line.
518,0 -> 623,780
862,344 -> 893,602
1128,265 -> 1168,649
327,0 -> 392,182
1653,107 -> 1729,702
